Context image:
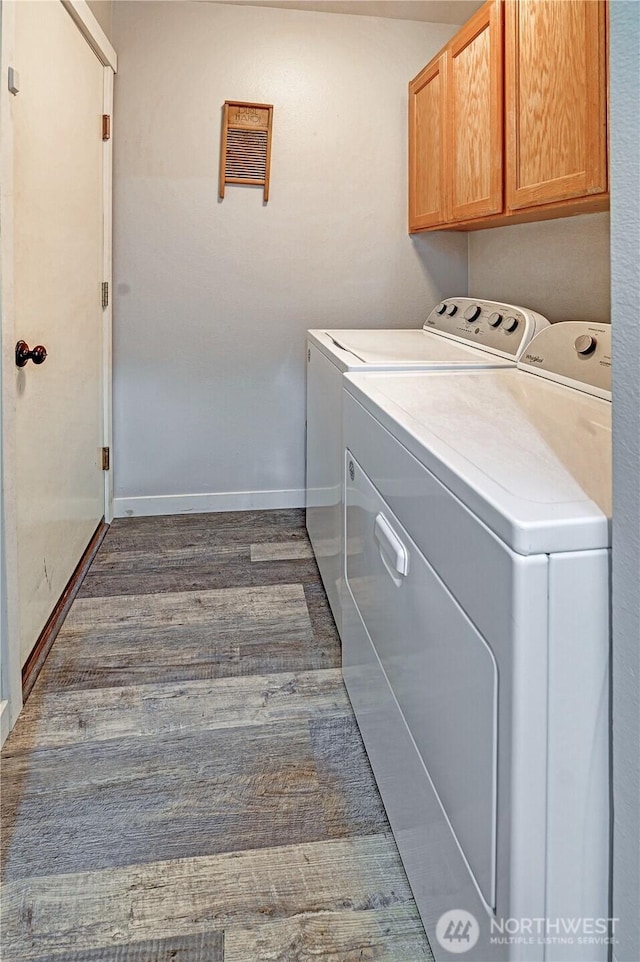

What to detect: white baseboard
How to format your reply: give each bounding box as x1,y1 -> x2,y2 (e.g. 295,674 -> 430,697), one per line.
113,488 -> 306,518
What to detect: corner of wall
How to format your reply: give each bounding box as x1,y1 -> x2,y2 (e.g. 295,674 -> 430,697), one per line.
610,3 -> 640,961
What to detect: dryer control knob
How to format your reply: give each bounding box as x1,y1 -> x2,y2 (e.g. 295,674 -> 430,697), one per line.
575,334 -> 597,356
488,311 -> 503,327
503,315 -> 519,332
464,304 -> 482,322
435,302 -> 447,315
446,304 -> 458,316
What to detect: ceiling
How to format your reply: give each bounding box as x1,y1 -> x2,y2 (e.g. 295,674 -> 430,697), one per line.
217,1 -> 484,25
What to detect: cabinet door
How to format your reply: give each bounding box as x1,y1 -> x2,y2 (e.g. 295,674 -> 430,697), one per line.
448,0 -> 503,222
409,53 -> 447,231
506,0 -> 608,211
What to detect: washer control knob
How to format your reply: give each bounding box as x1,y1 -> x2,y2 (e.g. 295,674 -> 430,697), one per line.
464,304 -> 482,322
503,315 -> 519,333
435,302 -> 447,315
575,334 -> 597,355
446,303 -> 458,316
488,311 -> 503,327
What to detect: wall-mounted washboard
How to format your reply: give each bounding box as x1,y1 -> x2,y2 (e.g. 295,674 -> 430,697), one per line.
219,101 -> 274,202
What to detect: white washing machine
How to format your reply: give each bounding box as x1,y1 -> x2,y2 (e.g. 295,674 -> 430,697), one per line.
306,297 -> 549,636
342,321 -> 612,962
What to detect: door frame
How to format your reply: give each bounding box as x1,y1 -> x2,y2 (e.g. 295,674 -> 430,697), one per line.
0,0 -> 117,743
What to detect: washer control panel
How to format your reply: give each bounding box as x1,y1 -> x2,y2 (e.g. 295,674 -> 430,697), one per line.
518,321 -> 611,399
424,297 -> 549,359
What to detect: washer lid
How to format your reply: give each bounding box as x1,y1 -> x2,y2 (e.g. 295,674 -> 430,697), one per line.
344,368 -> 611,556
311,329 -> 514,369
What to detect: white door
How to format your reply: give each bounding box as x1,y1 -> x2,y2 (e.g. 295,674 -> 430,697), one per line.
13,0 -> 106,668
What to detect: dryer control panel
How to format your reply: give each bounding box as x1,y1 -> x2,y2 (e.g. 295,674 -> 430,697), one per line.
423,297 -> 549,360
518,321 -> 612,399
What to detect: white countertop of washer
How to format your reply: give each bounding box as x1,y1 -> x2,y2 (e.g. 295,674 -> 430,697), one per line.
308,329 -> 516,372
344,367 -> 612,556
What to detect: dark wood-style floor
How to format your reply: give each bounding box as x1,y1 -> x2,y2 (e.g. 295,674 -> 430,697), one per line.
1,510 -> 433,961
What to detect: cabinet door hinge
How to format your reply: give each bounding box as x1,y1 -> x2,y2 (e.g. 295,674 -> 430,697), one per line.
102,114 -> 111,141
101,447 -> 110,471
101,281 -> 109,309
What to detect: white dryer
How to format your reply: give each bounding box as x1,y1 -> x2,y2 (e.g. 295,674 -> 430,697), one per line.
342,321 -> 612,962
305,297 -> 549,636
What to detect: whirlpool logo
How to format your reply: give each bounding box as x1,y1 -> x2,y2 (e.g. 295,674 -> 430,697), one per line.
524,353 -> 544,364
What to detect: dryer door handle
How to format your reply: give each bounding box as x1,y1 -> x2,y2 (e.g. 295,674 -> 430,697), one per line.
374,513 -> 409,580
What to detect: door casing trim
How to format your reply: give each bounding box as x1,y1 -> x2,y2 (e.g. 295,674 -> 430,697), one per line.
61,1 -> 117,70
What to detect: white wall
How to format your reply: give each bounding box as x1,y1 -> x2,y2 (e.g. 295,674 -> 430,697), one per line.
111,1 -> 467,515
610,3 -> 640,960
468,212 -> 610,323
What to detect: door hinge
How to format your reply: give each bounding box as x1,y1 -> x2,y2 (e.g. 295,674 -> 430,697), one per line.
102,114 -> 111,141
101,281 -> 109,309
101,447 -> 110,471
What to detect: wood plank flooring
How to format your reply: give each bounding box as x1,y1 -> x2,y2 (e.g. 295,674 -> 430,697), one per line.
1,510 -> 433,961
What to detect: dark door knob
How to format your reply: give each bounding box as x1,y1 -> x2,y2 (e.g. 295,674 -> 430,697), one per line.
15,340 -> 47,367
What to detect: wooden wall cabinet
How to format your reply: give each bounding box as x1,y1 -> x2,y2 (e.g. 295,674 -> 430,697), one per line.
409,53 -> 447,229
506,0 -> 608,211
409,0 -> 608,233
448,0 -> 503,221
409,1 -> 502,229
